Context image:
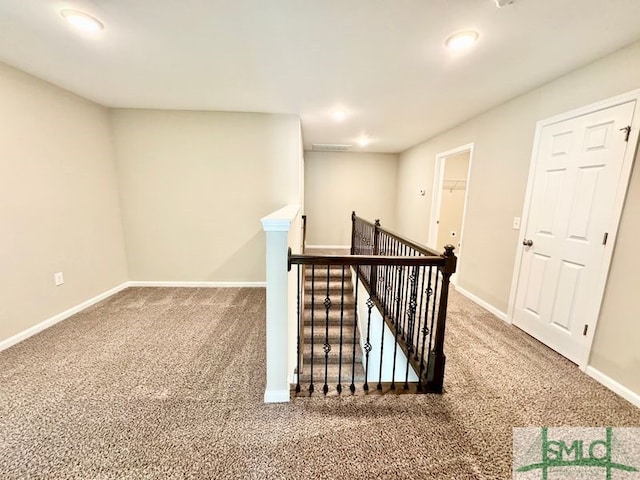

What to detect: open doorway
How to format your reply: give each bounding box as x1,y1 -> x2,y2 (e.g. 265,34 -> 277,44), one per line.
428,144 -> 473,282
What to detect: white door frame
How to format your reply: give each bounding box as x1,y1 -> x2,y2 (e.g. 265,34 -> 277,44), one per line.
429,143 -> 474,284
506,89 -> 640,371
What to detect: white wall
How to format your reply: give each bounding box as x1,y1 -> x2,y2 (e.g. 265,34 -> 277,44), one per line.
0,62 -> 128,344
395,40 -> 640,396
354,274 -> 418,383
304,151 -> 399,246
111,109 -> 301,282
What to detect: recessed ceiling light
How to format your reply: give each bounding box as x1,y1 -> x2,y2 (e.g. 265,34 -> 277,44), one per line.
357,135 -> 371,147
445,31 -> 479,50
60,9 -> 104,33
331,110 -> 347,122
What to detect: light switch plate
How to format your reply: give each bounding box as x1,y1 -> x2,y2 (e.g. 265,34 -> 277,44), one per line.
513,217 -> 521,230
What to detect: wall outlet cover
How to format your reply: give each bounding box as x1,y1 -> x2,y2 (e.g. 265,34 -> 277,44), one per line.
54,272 -> 64,286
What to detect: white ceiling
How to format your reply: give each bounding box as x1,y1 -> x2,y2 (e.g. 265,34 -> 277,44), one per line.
1,0 -> 640,153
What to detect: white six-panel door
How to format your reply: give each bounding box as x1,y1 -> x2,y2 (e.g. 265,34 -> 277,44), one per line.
512,100 -> 636,364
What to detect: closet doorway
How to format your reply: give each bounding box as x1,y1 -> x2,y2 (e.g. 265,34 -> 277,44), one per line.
428,144 -> 473,281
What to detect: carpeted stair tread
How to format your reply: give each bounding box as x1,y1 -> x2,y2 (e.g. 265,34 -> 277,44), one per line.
304,292 -> 355,306
298,364 -> 366,384
303,267 -> 352,280
304,326 -> 358,343
302,340 -> 362,356
303,310 -> 356,325
304,279 -> 353,292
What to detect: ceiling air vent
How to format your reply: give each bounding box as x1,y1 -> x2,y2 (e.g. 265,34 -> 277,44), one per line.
312,143 -> 352,152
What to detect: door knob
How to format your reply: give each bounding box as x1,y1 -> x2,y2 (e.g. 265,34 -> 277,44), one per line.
522,239 -> 533,247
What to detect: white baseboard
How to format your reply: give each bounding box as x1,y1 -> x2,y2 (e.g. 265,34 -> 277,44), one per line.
0,282 -> 129,353
585,366 -> 640,409
127,281 -> 266,288
454,285 -> 508,322
305,245 -> 351,250
264,389 -> 290,403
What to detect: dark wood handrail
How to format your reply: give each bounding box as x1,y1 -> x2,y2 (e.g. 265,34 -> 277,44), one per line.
354,214 -> 442,257
289,253 -> 445,270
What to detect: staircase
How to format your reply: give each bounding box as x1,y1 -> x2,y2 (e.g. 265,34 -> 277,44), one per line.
298,265 -> 366,393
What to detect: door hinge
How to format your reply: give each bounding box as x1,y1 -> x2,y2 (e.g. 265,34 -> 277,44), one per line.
620,125 -> 631,142
583,324 -> 589,336
602,232 -> 608,245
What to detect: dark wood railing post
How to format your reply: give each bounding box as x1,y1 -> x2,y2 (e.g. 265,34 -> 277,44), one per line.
301,214 -> 307,254
426,244 -> 457,393
370,219 -> 381,296
350,211 -> 356,255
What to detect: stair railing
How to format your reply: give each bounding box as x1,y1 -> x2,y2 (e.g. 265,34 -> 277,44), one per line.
288,220 -> 456,395
350,212 -> 457,394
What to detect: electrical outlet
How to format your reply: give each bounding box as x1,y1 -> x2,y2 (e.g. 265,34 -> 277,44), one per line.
513,217 -> 521,230
54,272 -> 64,286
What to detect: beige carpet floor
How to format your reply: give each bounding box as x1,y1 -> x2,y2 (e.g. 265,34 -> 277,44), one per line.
0,286 -> 638,479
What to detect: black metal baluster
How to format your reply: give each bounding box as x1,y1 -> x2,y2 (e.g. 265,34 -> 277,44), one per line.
399,245 -> 408,339
375,238 -> 383,302
380,234 -> 388,313
418,266 -> 434,387
309,265 -> 316,395
337,264 -> 345,394
377,303 -> 385,391
385,235 -> 393,317
397,245 -> 405,337
404,247 -> 413,337
404,264 -> 419,390
350,275 -> 359,394
390,264 -> 404,390
296,264 -> 301,394
323,265 -> 331,395
415,265 -> 426,362
396,246 -> 409,386
364,297 -> 373,391
424,270 -> 440,383
370,220 -> 380,295
378,236 -> 389,391
407,257 -> 418,349
389,239 -> 398,326
380,234 -> 389,306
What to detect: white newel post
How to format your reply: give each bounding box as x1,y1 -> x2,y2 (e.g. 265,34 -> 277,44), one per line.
261,204 -> 300,403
